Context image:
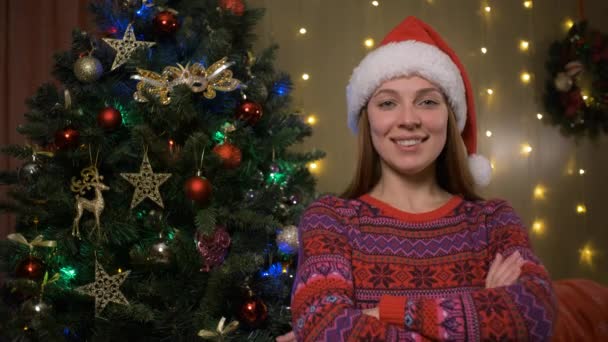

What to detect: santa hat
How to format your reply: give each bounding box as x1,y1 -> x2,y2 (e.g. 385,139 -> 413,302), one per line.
346,16 -> 491,186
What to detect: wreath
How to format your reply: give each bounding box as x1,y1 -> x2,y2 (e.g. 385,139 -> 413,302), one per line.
543,21 -> 608,139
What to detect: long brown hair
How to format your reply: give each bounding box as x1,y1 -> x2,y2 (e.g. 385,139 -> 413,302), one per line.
341,107 -> 483,201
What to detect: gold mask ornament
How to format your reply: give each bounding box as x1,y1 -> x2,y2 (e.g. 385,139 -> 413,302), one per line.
131,57 -> 241,105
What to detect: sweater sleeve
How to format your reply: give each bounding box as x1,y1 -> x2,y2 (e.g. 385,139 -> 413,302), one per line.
378,200 -> 557,341
291,197 -> 410,342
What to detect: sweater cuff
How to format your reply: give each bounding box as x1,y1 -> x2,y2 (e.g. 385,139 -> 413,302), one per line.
379,295 -> 408,325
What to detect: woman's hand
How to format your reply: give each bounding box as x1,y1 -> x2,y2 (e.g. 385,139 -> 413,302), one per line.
276,331 -> 296,342
362,307 -> 379,319
486,251 -> 526,289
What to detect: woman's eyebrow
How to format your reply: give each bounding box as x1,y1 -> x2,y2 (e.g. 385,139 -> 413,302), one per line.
415,87 -> 442,96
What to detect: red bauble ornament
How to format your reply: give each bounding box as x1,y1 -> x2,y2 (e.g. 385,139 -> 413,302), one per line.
195,226 -> 231,272
54,126 -> 80,149
184,173 -> 212,203
15,255 -> 46,281
236,101 -> 263,125
219,0 -> 245,16
213,142 -> 242,169
238,294 -> 268,328
153,11 -> 180,35
97,106 -> 122,130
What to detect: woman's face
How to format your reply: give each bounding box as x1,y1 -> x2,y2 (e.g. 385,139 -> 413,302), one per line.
366,75 -> 449,177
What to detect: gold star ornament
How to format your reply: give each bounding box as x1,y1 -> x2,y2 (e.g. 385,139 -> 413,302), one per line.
102,23 -> 156,71
121,150 -> 171,209
75,260 -> 130,316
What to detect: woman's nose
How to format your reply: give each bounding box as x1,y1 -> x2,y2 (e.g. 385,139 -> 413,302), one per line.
397,105 -> 421,129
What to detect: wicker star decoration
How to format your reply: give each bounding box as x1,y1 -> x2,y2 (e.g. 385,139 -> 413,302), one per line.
75,260 -> 130,316
121,150 -> 171,209
102,23 -> 156,71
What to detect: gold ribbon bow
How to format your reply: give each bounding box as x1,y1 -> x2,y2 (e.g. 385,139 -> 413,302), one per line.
131,57 -> 240,105
7,233 -> 57,251
198,317 -> 239,341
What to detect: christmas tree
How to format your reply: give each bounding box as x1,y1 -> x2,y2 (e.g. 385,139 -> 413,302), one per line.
0,0 -> 323,340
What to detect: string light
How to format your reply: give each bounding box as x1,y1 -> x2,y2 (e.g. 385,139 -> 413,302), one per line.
532,219 -> 545,235
484,6 -> 491,13
579,244 -> 594,265
486,88 -> 494,95
533,184 -> 546,200
490,161 -> 495,170
523,1 -> 533,8
364,38 -> 375,48
576,204 -> 587,214
564,18 -> 574,30
519,40 -> 530,51
521,143 -> 532,155
298,27 -> 307,35
301,73 -> 310,80
485,130 -> 492,137
117,268 -> 123,273
371,0 -> 379,6
520,72 -> 531,84
308,161 -> 320,173
481,47 -> 488,54
579,168 -> 585,175
536,113 -> 543,120
306,115 -> 317,125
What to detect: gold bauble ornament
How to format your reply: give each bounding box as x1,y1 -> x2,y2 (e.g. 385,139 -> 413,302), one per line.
73,55 -> 103,83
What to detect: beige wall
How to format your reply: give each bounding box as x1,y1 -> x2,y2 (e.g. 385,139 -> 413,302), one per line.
250,0 -> 608,284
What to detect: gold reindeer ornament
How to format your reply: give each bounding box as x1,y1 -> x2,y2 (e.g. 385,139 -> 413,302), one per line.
70,165 -> 109,238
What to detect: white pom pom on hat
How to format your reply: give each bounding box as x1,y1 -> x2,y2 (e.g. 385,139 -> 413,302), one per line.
346,16 -> 492,186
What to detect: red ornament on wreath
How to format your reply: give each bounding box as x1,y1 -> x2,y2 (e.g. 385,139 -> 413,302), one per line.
15,255 -> 46,281
219,0 -> 245,16
213,142 -> 242,169
97,106 -> 122,130
54,126 -> 80,149
195,226 -> 231,272
153,10 -> 180,35
236,101 -> 263,125
238,288 -> 268,328
184,171 -> 212,203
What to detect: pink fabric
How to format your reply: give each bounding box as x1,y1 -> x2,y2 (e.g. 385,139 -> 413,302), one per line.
0,0 -> 90,238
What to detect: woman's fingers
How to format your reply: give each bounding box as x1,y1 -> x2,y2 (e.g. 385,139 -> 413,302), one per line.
486,251 -> 525,288
276,331 -> 296,342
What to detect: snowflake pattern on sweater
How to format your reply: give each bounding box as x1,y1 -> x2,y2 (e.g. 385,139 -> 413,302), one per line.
291,195 -> 557,341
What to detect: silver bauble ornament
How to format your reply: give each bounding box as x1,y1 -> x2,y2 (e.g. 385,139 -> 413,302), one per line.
18,160 -> 42,185
74,56 -> 103,83
276,225 -> 299,255
554,72 -> 573,92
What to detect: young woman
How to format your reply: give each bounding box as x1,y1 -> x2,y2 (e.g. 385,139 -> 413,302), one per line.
283,16 -> 556,341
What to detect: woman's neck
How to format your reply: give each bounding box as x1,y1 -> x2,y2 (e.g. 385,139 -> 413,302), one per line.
368,163 -> 452,213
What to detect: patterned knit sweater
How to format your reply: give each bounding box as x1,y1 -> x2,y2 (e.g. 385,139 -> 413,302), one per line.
290,194 -> 557,341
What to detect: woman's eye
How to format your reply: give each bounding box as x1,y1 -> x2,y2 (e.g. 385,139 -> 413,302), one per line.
378,100 -> 396,108
419,99 -> 439,106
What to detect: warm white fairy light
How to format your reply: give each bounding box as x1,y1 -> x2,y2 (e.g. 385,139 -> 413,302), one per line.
576,204 -> 587,214
579,168 -> 585,175
306,115 -> 317,125
371,1 -> 379,7
484,6 -> 491,13
537,113 -> 543,120
533,184 -> 546,199
579,244 -> 594,265
481,47 -> 488,54
302,73 -> 310,80
521,143 -> 532,155
521,72 -> 531,83
308,161 -> 320,173
583,95 -> 589,100
364,38 -> 375,48
523,1 -> 533,8
486,88 -> 494,95
485,130 -> 492,137
564,18 -> 574,30
532,219 -> 545,235
299,27 -> 307,35
520,40 -> 530,51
